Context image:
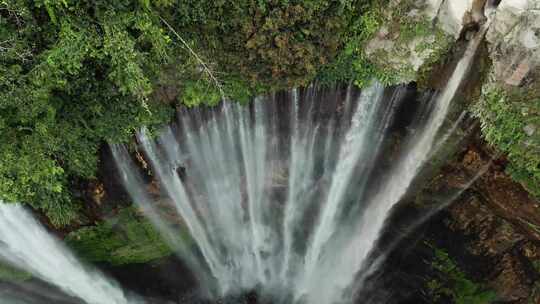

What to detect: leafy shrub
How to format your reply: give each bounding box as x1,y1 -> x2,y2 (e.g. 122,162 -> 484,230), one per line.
0,0 -> 173,224
65,207 -> 181,265
170,0 -> 368,88
473,85 -> 540,198
427,245 -> 497,304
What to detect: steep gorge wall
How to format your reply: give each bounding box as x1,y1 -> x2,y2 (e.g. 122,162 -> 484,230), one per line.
368,0 -> 540,302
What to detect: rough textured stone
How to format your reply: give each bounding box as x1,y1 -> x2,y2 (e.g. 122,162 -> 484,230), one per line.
486,0 -> 540,83
490,254 -> 533,301
505,61 -> 531,86
364,0 -> 454,83
426,0 -> 489,37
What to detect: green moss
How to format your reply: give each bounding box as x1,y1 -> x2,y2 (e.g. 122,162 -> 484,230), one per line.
65,207 -> 184,265
331,0 -> 454,87
0,263 -> 31,282
472,84 -> 540,198
426,244 -> 497,304
316,1 -> 394,87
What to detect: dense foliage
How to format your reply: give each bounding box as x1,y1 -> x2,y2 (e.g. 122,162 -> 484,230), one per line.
0,0 -> 178,225
0,0 -> 387,225
65,208 -> 183,265
474,84 -> 540,198
426,245 -> 497,304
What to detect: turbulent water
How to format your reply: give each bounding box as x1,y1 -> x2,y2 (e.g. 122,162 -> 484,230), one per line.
0,203 -> 132,304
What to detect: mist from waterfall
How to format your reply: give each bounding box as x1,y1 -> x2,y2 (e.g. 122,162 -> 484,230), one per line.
0,203 -> 132,304
111,23 -> 486,304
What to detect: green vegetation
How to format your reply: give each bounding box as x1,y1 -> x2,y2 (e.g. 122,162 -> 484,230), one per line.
0,262 -> 31,282
324,0 -> 453,86
0,0 -> 389,225
65,207 -> 183,265
426,245 -> 497,304
0,0 -> 175,225
5,0 -> 533,230
530,281 -> 540,304
533,260 -> 540,274
316,2 -> 387,86
473,84 -> 540,198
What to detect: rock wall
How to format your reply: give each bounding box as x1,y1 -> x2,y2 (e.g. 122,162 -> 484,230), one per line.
414,140 -> 540,303
486,0 -> 539,85
366,1 -> 540,302
364,0 -> 490,84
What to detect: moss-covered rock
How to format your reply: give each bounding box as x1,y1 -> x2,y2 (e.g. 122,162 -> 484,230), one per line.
0,263 -> 31,282
364,0 -> 454,84
65,207 -> 185,265
473,80 -> 540,198
426,244 -> 497,304
472,0 -> 540,199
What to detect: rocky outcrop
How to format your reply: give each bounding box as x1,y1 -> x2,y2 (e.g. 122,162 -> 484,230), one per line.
366,0 -> 539,88
486,0 -> 540,85
472,0 -> 540,198
364,0 -> 454,84
417,141 -> 540,303
364,0 -> 495,84
427,0 -> 489,37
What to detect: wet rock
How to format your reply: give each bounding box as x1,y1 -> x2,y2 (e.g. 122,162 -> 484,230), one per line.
448,196 -> 524,256
415,141 -> 540,303
364,0 -> 454,83
87,181 -> 105,206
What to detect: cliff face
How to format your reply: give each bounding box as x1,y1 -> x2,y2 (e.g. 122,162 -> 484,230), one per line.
416,141 -> 540,303
486,0 -> 539,87
363,0 -> 539,302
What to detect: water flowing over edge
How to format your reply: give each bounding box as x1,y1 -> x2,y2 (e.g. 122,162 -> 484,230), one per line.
111,23 -> 487,304
0,202 -> 133,304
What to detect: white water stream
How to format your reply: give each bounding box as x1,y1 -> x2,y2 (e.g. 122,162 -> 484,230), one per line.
0,203 -> 132,304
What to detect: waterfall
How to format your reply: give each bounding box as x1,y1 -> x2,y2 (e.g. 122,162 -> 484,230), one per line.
0,203 -> 133,304
112,82 -> 407,301
110,26 -> 487,303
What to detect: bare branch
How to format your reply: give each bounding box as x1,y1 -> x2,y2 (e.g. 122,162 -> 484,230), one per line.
158,15 -> 226,100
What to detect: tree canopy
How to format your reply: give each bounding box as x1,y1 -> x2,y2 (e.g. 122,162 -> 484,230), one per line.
1,0 -> 384,226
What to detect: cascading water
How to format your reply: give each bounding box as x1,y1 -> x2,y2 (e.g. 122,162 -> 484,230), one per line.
298,22 -> 491,304
112,82 -> 403,300
0,8 -> 492,302
111,23 -> 487,304
0,203 -> 133,304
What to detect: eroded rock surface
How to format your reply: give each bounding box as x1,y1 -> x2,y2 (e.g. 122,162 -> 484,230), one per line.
420,142 -> 540,303
486,0 -> 540,85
